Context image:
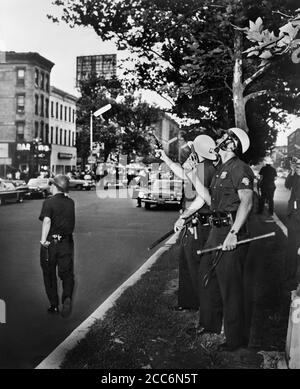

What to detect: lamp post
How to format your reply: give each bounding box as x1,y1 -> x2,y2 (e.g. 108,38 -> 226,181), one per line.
89,104 -> 112,157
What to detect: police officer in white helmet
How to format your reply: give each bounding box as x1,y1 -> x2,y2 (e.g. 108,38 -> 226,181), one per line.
197,127 -> 255,350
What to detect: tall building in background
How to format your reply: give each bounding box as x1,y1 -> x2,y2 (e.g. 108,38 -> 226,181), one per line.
0,51 -> 78,178
76,54 -> 117,86
49,87 -> 77,175
288,128 -> 300,160
154,112 -> 180,162
0,51 -> 54,177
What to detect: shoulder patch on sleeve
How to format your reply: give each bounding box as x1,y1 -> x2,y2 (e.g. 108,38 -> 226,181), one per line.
241,177 -> 250,186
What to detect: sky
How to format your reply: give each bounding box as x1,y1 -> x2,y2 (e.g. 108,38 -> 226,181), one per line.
0,0 -> 299,146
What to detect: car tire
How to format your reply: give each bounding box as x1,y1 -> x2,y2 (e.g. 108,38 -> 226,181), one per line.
85,187 -> 91,191
76,185 -> 83,190
0,197 -> 5,206
145,203 -> 151,210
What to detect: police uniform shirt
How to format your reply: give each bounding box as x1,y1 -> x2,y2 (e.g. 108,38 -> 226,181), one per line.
259,165 -> 277,187
210,156 -> 254,213
39,193 -> 75,236
184,160 -> 216,211
285,173 -> 300,216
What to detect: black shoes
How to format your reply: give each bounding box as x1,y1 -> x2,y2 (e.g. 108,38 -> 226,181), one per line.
47,305 -> 59,314
61,297 -> 72,318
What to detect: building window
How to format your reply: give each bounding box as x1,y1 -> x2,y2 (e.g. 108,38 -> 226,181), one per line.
45,124 -> 49,144
56,127 -> 58,144
40,122 -> 44,142
68,130 -> 71,146
56,102 -> 59,119
35,69 -> 39,87
40,72 -> 45,90
40,95 -> 44,116
16,121 -> 25,141
60,104 -> 63,120
45,98 -> 49,118
34,121 -> 39,139
72,132 -> 75,146
69,107 -> 71,122
64,130 -> 67,146
60,129 -> 63,145
51,101 -> 54,117
16,68 -> 25,86
45,74 -> 49,92
72,109 -> 75,123
50,126 -> 53,144
16,94 -> 25,114
35,94 -> 39,115
64,106 -> 67,121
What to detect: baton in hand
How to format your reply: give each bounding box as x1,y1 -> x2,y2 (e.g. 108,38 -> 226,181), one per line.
197,232 -> 275,255
148,229 -> 175,250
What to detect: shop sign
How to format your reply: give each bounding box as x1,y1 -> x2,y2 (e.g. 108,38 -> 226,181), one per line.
16,143 -> 31,151
58,152 -> 73,160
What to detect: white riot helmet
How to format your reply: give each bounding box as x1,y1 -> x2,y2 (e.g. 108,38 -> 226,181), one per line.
192,135 -> 217,161
227,127 -> 250,154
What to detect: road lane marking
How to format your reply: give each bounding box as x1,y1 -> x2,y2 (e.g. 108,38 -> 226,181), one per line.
272,212 -> 288,237
35,231 -> 179,369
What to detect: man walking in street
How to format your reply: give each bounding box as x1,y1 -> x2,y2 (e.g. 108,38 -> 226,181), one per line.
198,128 -> 254,351
258,158 -> 277,216
39,174 -> 75,317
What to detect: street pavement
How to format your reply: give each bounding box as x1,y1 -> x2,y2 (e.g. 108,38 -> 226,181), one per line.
0,188 -> 179,369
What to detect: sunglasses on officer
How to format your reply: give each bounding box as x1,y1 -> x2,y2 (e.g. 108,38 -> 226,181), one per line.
215,130 -> 240,153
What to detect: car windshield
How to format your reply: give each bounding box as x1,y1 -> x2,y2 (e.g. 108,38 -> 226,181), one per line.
28,179 -> 48,186
152,180 -> 183,192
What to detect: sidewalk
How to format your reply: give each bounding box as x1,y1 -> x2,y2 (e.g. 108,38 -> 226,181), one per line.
40,210 -> 290,369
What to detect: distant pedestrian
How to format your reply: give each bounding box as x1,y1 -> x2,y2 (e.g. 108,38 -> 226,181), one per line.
15,170 -> 21,180
39,174 -> 75,317
258,158 -> 277,215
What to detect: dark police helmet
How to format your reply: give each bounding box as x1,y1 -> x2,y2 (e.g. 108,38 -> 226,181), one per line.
50,174 -> 70,193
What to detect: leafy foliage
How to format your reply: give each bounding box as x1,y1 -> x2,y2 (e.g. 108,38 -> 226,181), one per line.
76,75 -> 161,163
49,0 -> 300,163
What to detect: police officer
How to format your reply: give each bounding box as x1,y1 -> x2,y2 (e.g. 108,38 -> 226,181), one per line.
285,158 -> 300,287
198,128 -> 254,351
39,174 -> 75,317
258,158 -> 277,215
157,135 -> 217,311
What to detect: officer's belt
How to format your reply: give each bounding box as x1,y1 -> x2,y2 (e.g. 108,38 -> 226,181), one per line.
50,234 -> 72,242
208,211 -> 236,227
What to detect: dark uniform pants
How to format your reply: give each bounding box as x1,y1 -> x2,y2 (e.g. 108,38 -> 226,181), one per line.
40,237 -> 74,307
286,213 -> 300,283
198,225 -> 251,348
258,185 -> 275,214
178,223 -> 210,309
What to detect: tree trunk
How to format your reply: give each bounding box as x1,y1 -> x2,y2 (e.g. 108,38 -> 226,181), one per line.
232,30 -> 248,132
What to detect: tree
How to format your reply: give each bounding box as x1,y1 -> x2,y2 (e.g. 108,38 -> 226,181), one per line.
76,75 -> 161,164
49,0 -> 300,162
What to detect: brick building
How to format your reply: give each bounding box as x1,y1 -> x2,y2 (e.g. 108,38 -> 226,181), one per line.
0,51 -> 77,178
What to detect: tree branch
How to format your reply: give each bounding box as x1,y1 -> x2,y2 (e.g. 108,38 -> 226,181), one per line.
243,63 -> 271,89
244,89 -> 268,103
224,80 -> 233,93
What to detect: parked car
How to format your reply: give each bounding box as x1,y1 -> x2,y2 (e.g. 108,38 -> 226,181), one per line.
68,177 -> 96,190
140,179 -> 183,210
0,179 -> 28,205
25,178 -> 51,198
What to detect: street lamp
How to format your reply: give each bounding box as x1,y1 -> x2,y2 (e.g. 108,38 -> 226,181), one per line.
90,104 -> 112,156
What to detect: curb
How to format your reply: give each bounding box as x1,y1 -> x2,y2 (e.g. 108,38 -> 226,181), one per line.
35,231 -> 179,369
